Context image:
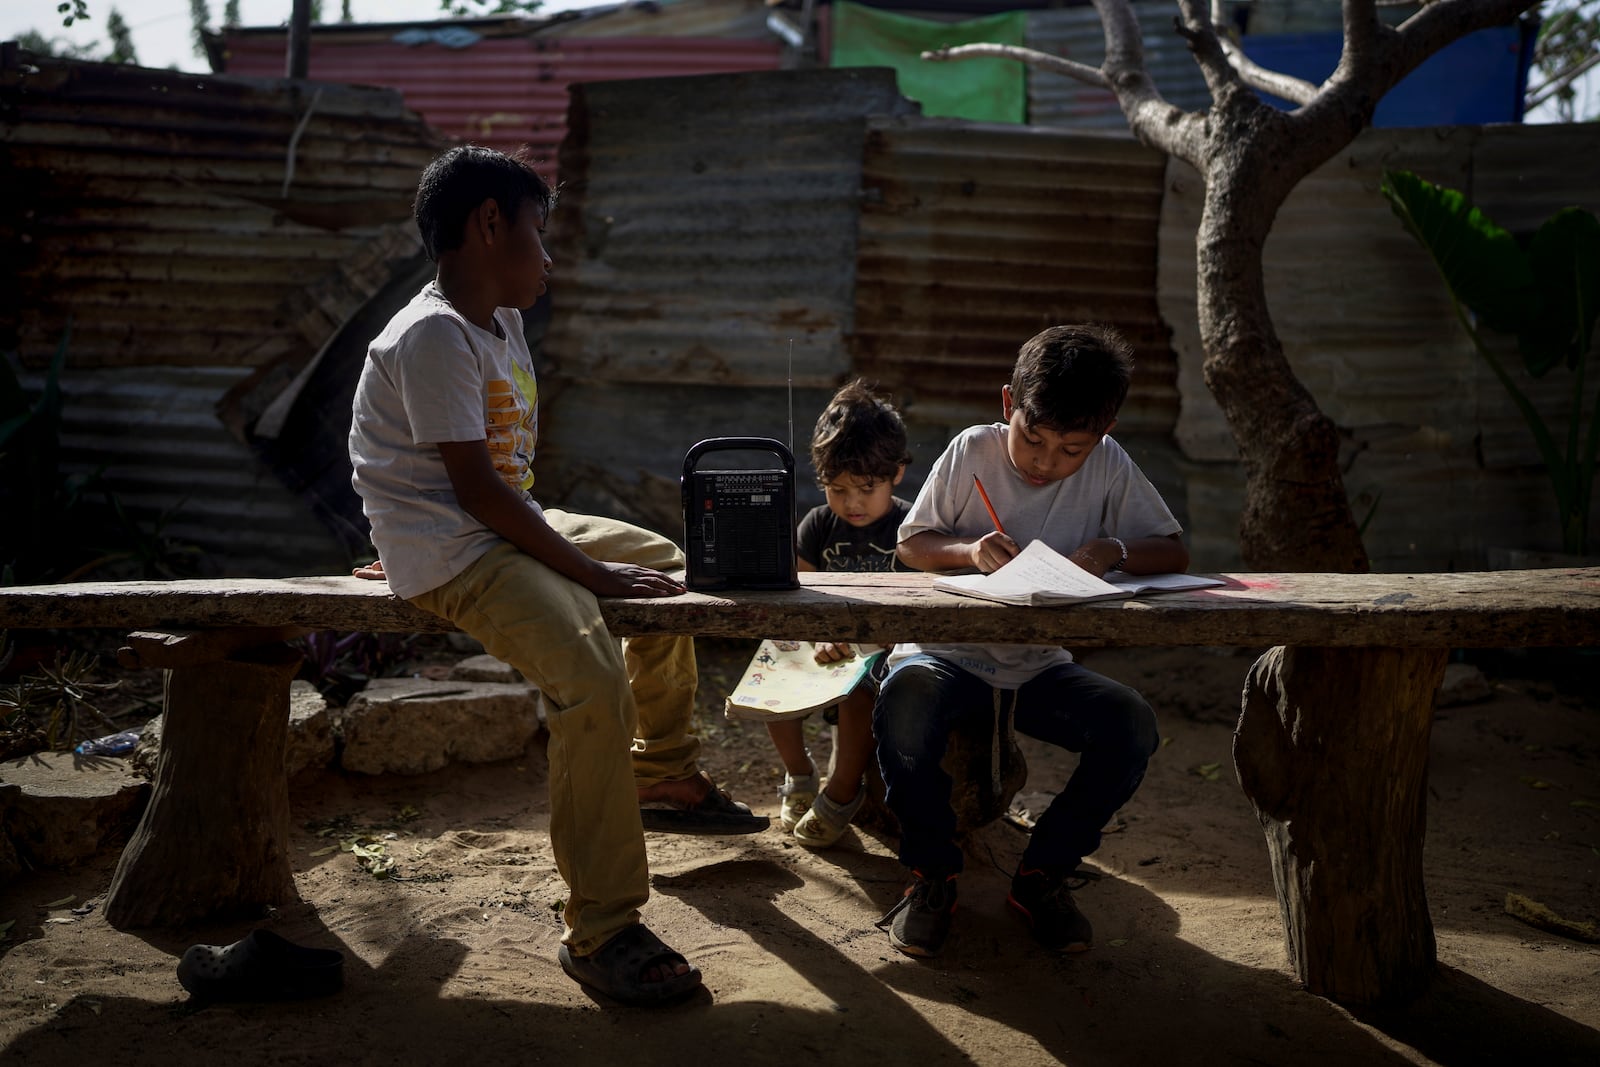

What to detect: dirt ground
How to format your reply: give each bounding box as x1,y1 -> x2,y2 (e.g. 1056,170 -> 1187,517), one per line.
1,641 -> 1597,1066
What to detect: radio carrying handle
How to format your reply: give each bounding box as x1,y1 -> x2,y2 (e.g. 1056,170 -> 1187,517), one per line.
680,437 -> 797,483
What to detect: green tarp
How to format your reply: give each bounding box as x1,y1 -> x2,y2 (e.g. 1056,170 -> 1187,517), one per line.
830,2 -> 1027,124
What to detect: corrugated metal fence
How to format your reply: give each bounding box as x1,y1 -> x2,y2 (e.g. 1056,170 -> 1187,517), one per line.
2,56 -> 441,576
538,69 -> 1181,535
853,118 -> 1172,434
536,68 -> 919,533
542,69 -> 1600,571
12,53 -> 1599,576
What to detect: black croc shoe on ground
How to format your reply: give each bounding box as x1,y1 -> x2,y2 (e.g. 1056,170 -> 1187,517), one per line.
176,929 -> 345,1002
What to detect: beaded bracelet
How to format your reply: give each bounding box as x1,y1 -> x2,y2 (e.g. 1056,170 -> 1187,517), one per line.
1107,536 -> 1128,572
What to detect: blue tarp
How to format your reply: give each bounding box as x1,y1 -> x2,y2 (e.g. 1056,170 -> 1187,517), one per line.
1244,23 -> 1536,126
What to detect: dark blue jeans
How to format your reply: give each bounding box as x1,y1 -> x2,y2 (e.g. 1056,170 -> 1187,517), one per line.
873,653 -> 1160,877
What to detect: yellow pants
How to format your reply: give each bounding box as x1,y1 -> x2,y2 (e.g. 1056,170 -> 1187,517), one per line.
408,510 -> 700,954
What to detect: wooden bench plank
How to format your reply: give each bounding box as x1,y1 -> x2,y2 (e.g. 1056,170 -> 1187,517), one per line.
3,568 -> 1598,647
4,567 -> 1596,1007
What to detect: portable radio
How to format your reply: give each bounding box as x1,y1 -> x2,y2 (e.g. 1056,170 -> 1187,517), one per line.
681,437 -> 799,591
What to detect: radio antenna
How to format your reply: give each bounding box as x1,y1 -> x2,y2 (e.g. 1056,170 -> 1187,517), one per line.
787,338 -> 795,454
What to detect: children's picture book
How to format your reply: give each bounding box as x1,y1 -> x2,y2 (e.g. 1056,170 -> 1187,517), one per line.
724,640 -> 884,722
932,539 -> 1225,607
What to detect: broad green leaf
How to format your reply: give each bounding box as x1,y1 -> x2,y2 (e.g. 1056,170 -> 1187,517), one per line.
1521,207 -> 1600,376
1380,170 -> 1538,335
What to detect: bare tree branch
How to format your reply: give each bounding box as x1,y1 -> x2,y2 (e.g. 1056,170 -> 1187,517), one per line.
1388,0 -> 1541,87
923,0 -> 1207,162
1206,0 -> 1318,105
1526,49 -> 1600,110
1091,0 -> 1207,162
921,43 -> 1108,88
1173,0 -> 1238,99
1342,0 -> 1382,60
1227,46 -> 1321,105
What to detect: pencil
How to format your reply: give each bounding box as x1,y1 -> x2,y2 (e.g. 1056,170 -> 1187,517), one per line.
973,474 -> 1006,537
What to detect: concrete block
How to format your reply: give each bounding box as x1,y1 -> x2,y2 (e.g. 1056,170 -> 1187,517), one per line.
0,752 -> 149,869
339,677 -> 544,776
449,654 -> 523,684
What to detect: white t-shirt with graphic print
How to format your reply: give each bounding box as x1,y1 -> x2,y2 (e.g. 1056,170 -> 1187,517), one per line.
349,282 -> 541,599
890,422 -> 1182,688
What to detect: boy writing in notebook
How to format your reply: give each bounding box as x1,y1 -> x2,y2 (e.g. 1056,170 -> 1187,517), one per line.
347,146 -> 759,1006
875,324 -> 1187,958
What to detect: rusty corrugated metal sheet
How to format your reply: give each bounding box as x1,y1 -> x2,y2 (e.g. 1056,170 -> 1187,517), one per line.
1158,123 -> 1600,571
223,27 -> 784,175
15,364 -> 351,577
2,56 -> 442,370
1025,3 -> 1212,129
2,55 -> 442,575
533,68 -> 1181,535
528,67 -> 917,532
543,68 -> 915,390
852,118 -> 1175,433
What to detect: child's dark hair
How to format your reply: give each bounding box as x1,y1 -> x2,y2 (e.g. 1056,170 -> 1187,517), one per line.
413,145 -> 554,262
810,379 -> 912,484
1009,324 -> 1134,433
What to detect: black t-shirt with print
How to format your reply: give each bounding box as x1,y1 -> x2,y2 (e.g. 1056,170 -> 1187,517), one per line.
796,498 -> 912,572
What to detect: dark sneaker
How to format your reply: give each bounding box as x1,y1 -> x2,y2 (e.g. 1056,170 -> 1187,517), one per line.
878,870 -> 957,958
1008,866 -> 1093,953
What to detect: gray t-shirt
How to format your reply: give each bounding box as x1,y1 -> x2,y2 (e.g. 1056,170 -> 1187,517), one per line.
891,422 -> 1181,687
348,283 -> 542,599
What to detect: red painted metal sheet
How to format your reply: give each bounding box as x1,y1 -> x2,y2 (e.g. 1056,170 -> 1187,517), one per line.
224,34 -> 783,179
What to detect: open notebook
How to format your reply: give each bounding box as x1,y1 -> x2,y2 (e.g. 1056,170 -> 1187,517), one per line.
724,640 -> 884,721
932,539 -> 1224,607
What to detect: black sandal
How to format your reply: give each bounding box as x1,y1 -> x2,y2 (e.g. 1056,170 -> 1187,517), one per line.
176,929 -> 344,1002
558,923 -> 702,1006
639,775 -> 770,835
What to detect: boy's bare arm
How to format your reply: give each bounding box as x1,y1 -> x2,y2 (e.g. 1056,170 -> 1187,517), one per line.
1069,532 -> 1189,578
436,440 -> 684,598
897,529 -> 1019,574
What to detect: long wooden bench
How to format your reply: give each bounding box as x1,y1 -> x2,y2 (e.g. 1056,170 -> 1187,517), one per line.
4,567 -> 1598,1007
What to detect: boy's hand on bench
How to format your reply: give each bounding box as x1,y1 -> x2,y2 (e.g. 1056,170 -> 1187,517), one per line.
352,560 -> 387,581
587,562 -> 686,599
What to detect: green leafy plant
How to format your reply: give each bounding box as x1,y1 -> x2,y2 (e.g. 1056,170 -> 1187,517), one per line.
1382,169 -> 1600,556
0,640 -> 126,756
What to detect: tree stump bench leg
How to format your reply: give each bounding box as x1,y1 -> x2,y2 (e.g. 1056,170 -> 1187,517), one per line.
1234,644 -> 1448,1006
105,641 -> 303,929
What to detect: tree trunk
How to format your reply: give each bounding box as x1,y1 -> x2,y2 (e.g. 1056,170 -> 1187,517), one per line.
1234,645 -> 1448,1006
1195,155 -> 1370,573
105,643 -> 303,929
